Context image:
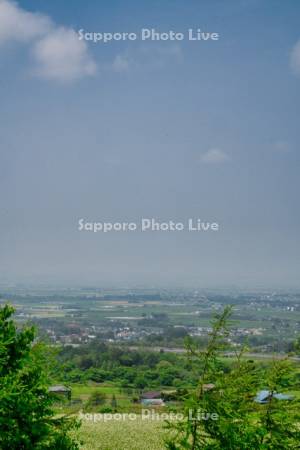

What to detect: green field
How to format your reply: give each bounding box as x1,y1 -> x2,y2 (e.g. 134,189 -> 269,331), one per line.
70,382 -> 133,409
77,418 -> 167,450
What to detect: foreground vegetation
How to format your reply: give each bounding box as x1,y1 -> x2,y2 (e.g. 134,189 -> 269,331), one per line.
166,306 -> 300,449
0,304 -> 80,450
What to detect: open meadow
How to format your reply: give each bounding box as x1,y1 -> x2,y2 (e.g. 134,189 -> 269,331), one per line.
77,418 -> 167,450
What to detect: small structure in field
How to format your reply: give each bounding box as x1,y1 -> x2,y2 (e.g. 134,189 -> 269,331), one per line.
48,385 -> 71,401
254,390 -> 294,404
140,391 -> 164,406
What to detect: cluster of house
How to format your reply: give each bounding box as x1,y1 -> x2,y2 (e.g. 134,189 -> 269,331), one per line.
48,385 -> 294,406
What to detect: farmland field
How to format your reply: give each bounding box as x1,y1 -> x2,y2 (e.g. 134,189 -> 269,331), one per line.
77,418 -> 168,450
69,382 -> 133,409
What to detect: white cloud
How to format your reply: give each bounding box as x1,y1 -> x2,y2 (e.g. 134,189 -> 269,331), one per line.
200,148 -> 230,164
290,39 -> 300,75
32,27 -> 96,82
112,54 -> 130,73
0,0 -> 51,44
0,0 -> 96,82
112,44 -> 183,73
273,140 -> 290,153
154,44 -> 183,63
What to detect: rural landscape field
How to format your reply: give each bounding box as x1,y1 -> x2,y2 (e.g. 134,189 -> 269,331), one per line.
77,418 -> 168,450
1,286 -> 300,448
3,286 -> 300,351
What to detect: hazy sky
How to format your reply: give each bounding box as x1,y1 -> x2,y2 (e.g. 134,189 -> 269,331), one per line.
1,0 -> 300,288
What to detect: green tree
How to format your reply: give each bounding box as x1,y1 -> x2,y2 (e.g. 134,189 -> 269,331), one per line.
258,358 -> 300,448
86,391 -> 106,409
0,304 -> 80,450
135,374 -> 147,389
294,336 -> 300,354
165,306 -> 300,449
111,394 -> 118,411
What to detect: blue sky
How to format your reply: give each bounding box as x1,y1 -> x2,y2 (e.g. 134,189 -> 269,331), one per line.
0,0 -> 300,288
